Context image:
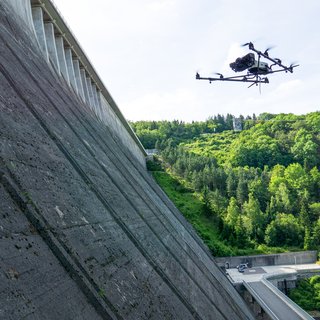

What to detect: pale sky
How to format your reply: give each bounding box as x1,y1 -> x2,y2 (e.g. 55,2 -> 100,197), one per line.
52,0 -> 320,122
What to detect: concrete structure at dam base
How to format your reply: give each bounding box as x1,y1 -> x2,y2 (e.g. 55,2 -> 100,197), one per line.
0,0 -> 255,319
224,252 -> 319,320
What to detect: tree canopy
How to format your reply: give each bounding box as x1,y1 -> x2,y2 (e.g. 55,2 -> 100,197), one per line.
131,111 -> 320,254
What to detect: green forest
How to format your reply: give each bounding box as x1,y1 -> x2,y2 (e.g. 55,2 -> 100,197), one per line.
289,275 -> 320,311
130,112 -> 320,256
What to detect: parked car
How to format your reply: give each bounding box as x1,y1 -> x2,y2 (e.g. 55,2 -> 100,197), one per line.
237,263 -> 249,273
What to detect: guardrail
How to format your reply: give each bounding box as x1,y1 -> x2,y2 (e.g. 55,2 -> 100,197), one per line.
215,251 -> 318,269
243,268 -> 318,320
243,281 -> 279,320
261,275 -> 314,320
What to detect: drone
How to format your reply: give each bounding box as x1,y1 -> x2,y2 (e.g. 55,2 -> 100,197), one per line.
196,42 -> 299,88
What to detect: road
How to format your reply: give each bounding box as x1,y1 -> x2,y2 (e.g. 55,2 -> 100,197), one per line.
244,281 -> 313,320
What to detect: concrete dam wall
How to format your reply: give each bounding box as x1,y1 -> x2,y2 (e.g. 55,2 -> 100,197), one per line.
9,0 -> 146,168
0,1 -> 254,319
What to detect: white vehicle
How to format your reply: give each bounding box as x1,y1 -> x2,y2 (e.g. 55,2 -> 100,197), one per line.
237,263 -> 249,273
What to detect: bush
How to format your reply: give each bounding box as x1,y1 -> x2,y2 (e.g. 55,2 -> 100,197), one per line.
310,275 -> 320,286
289,276 -> 320,311
265,213 -> 304,247
146,157 -> 163,171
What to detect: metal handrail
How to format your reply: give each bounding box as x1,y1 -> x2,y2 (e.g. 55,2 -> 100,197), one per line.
261,280 -> 313,319
243,281 -> 279,320
262,270 -> 318,320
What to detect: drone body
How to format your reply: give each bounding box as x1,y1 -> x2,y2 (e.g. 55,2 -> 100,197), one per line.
196,42 -> 298,88
230,53 -> 270,74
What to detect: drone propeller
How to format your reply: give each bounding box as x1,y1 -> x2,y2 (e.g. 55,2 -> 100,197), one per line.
195,69 -> 203,79
263,46 -> 275,56
241,42 -> 254,49
289,62 -> 299,68
288,62 -> 299,72
213,72 -> 224,78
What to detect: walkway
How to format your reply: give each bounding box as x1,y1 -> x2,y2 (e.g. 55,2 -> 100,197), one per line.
227,264 -> 320,320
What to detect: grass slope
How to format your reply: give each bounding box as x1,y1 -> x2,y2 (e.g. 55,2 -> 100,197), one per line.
152,170 -> 232,256
152,169 -> 288,256
149,168 -> 297,257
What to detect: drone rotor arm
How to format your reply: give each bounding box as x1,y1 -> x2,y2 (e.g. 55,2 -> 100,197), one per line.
196,74 -> 269,84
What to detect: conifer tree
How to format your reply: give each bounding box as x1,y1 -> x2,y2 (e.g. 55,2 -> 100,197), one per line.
226,169 -> 237,198
243,193 -> 265,242
202,186 -> 212,216
225,197 -> 241,227
236,175 -> 248,207
235,215 -> 249,249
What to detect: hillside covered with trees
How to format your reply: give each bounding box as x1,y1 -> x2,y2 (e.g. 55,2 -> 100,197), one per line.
131,112 -> 320,256
289,275 -> 320,312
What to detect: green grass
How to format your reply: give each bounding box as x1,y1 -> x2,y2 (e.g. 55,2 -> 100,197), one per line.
152,170 -> 251,256
152,171 -> 203,221
152,170 -> 235,256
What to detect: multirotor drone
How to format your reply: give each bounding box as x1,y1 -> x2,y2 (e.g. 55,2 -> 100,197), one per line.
196,42 -> 299,88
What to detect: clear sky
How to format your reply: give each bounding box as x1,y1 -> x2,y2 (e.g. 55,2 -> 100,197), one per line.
53,0 -> 320,122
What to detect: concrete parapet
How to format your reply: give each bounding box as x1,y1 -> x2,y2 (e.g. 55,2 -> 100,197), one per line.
44,22 -> 60,73
275,251 -> 317,265
216,251 -> 318,269
73,59 -> 85,101
92,83 -> 101,118
80,68 -> 90,103
86,77 -> 95,112
56,36 -> 70,84
65,48 -> 78,93
237,266 -> 320,319
96,89 -> 103,114
266,268 -> 320,293
260,277 -> 314,319
7,0 -> 35,32
31,6 -> 49,60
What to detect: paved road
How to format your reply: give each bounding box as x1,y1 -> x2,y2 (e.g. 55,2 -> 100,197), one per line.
227,263 -> 320,284
244,281 -> 313,320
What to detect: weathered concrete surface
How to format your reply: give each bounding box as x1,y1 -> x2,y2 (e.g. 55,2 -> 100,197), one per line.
0,183 -> 102,320
6,0 -> 146,167
0,2 -> 254,319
